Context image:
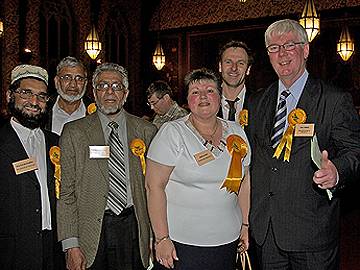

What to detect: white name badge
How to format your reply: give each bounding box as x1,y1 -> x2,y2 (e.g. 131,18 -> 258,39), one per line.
294,123 -> 315,137
12,157 -> 38,175
89,146 -> 110,159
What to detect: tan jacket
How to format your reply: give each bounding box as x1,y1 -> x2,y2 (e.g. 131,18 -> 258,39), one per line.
57,111 -> 157,268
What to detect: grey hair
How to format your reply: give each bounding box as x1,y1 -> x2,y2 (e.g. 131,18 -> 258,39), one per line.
265,19 -> 309,47
92,63 -> 129,90
56,56 -> 87,75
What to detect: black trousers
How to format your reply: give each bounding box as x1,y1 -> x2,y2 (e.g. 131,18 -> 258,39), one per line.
256,223 -> 340,270
154,239 -> 238,270
89,207 -> 145,270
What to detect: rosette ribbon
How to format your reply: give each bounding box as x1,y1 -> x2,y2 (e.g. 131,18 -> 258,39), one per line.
221,134 -> 248,194
273,108 -> 306,162
87,103 -> 97,115
49,146 -> 61,199
239,109 -> 248,128
130,138 -> 146,175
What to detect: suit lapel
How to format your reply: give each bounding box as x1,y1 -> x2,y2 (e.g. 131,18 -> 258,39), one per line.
124,112 -> 142,178
84,113 -> 108,181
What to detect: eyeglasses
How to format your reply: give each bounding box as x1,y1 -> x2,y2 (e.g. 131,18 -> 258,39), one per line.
266,42 -> 305,53
59,74 -> 87,84
95,82 -> 125,92
14,88 -> 49,103
147,96 -> 164,107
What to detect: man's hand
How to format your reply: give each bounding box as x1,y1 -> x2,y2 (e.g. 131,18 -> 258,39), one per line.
313,150 -> 338,189
65,247 -> 87,270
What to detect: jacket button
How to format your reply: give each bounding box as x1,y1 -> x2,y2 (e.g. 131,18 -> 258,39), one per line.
97,218 -> 101,222
271,167 -> 278,172
269,192 -> 274,197
35,208 -> 40,213
36,231 -> 41,235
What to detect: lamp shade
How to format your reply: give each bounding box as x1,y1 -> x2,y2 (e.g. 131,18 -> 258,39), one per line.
239,0 -> 247,2
299,0 -> 320,42
153,41 -> 165,70
337,26 -> 355,62
84,26 -> 102,60
0,20 -> 3,37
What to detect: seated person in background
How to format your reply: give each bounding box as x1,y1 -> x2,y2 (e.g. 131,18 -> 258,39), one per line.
146,80 -> 188,128
145,68 -> 251,270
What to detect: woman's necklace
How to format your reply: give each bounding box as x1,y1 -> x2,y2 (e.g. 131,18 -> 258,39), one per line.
191,116 -> 219,144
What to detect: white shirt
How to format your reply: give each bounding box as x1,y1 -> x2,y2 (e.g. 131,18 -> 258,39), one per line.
221,85 -> 246,122
51,96 -> 86,135
11,118 -> 52,230
147,115 -> 251,246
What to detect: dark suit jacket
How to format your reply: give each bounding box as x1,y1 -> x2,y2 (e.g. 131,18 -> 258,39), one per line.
0,122 -> 62,269
45,95 -> 93,132
57,111 -> 157,268
247,76 -> 360,251
218,88 -> 250,120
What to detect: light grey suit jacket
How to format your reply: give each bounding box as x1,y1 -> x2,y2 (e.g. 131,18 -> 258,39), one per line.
57,111 -> 157,268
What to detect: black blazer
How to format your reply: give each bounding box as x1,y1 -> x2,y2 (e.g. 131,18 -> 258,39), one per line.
0,122 -> 62,269
45,95 -> 93,131
217,89 -> 250,120
247,76 -> 360,251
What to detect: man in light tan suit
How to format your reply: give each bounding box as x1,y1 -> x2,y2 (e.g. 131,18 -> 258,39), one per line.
57,63 -> 157,270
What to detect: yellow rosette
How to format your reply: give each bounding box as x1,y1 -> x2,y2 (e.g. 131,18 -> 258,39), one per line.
130,139 -> 146,176
221,134 -> 248,194
49,146 -> 61,199
273,108 -> 306,162
238,109 -> 248,128
87,103 -> 97,114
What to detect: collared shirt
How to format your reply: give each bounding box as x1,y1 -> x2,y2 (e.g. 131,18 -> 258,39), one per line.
98,109 -> 134,207
221,85 -> 246,122
152,102 -> 188,128
10,118 -> 52,230
51,96 -> 86,135
277,70 -> 309,129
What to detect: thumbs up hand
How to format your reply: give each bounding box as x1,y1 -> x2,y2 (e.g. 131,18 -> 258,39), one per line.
313,150 -> 338,189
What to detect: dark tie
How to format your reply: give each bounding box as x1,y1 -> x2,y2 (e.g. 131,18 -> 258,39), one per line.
226,98 -> 239,121
108,121 -> 127,214
271,90 -> 290,148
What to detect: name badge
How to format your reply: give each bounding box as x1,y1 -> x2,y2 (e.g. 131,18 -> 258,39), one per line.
12,157 -> 38,175
89,146 -> 110,159
194,149 -> 215,166
294,123 -> 314,137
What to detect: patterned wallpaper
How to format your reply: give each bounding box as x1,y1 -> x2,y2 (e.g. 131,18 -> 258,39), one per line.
150,0 -> 360,30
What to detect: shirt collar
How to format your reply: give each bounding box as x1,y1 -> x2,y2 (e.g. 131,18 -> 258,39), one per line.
279,70 -> 308,102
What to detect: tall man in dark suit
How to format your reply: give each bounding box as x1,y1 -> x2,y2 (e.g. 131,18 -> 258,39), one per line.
247,19 -> 360,270
57,63 -> 157,270
218,40 -> 253,121
0,64 -> 63,269
46,56 -> 92,135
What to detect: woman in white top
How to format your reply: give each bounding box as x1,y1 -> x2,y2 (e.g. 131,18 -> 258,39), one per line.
146,68 -> 251,270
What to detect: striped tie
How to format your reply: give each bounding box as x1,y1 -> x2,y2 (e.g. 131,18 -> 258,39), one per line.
108,121 -> 127,215
271,90 -> 290,148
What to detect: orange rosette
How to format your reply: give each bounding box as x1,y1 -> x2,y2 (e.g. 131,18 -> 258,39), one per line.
130,138 -> 146,176
238,109 -> 248,128
49,146 -> 61,199
221,134 -> 248,194
273,108 -> 307,162
87,103 -> 97,115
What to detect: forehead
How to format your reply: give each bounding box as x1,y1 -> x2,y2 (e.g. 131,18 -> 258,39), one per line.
96,71 -> 123,83
59,65 -> 86,75
19,78 -> 48,93
222,47 -> 248,61
268,31 -> 299,44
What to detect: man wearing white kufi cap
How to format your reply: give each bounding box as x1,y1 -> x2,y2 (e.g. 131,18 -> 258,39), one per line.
0,64 -> 65,269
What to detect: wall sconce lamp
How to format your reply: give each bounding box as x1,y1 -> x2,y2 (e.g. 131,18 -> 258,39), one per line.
153,41 -> 166,70
299,0 -> 320,42
337,25 -> 355,62
85,26 -> 102,60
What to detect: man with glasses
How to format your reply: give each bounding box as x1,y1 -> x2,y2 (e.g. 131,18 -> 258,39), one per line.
247,19 -> 360,269
57,63 -> 157,270
146,80 -> 188,128
46,56 -> 91,135
0,64 -> 64,269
